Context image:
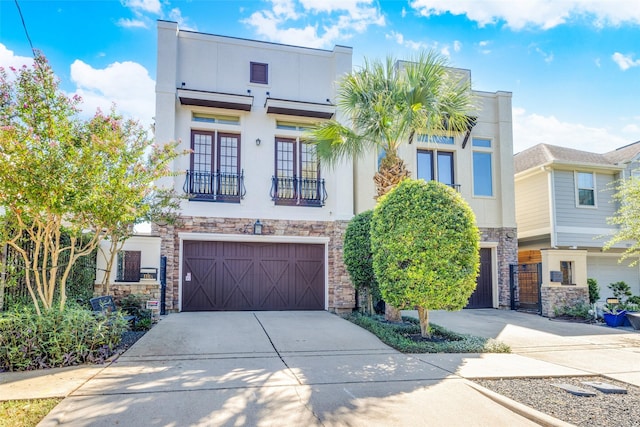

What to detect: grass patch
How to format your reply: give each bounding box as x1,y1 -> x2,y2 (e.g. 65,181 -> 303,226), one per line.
345,313 -> 510,353
0,398 -> 62,427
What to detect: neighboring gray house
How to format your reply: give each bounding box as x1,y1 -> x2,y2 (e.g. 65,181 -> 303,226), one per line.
514,142 -> 640,314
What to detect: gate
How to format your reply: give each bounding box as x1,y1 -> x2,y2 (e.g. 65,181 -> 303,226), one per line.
518,263 -> 542,312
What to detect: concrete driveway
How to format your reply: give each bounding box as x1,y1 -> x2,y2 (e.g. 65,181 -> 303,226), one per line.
37,311 -> 546,427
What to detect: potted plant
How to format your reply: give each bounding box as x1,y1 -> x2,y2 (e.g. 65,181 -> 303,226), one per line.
602,281 -> 632,327
603,304 -> 627,327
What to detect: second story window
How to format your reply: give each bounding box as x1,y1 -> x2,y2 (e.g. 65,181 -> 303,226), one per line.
576,171 -> 595,207
417,149 -> 457,190
271,137 -> 326,207
472,138 -> 493,197
184,130 -> 245,202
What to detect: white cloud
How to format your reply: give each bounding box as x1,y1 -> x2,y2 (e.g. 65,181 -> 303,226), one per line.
409,0 -> 640,30
478,40 -> 491,54
244,0 -> 384,48
534,47 -> 554,63
513,107 -> 629,153
121,0 -> 161,14
612,52 -> 640,71
116,18 -> 148,28
385,31 -> 459,56
0,44 -> 33,76
168,8 -> 197,31
70,60 -> 155,129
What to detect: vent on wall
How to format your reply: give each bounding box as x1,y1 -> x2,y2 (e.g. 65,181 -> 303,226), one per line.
250,62 -> 268,84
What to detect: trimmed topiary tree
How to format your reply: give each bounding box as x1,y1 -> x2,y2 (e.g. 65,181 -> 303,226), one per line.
371,179 -> 480,338
343,210 -> 380,314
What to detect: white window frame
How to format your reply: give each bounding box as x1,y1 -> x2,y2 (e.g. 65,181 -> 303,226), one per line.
575,171 -> 597,208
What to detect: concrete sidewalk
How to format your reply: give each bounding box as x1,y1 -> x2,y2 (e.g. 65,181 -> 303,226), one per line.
7,311 -> 580,426
408,309 -> 640,387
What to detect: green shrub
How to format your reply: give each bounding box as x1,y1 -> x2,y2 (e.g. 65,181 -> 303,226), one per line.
553,302 -> 592,320
587,278 -> 600,304
120,294 -> 153,331
344,313 -> 509,353
0,305 -> 127,371
343,210 -> 380,314
371,179 -> 479,337
608,281 -> 632,302
628,295 -> 640,305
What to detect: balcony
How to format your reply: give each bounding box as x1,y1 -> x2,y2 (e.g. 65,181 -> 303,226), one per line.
270,176 -> 327,207
184,170 -> 246,202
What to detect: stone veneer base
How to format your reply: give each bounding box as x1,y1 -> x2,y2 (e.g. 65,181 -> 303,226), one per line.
153,219 -> 517,313
541,286 -> 589,318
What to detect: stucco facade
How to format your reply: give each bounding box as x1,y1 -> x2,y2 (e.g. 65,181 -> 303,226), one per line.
151,21 -> 518,312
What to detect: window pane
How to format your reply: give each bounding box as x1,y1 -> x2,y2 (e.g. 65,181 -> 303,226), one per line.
193,133 -> 213,173
417,135 -> 454,144
579,189 -> 595,206
437,152 -> 454,186
472,138 -> 491,148
560,261 -> 573,285
473,151 -> 493,196
417,150 -> 434,181
300,142 -> 318,179
578,172 -> 594,189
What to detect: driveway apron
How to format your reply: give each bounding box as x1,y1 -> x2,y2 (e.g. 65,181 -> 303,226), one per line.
38,311 -> 540,426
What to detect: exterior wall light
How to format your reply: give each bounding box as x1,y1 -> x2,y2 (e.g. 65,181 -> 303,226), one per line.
253,219 -> 263,235
255,138 -> 261,146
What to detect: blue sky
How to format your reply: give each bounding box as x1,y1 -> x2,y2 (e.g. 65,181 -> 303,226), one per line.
1,0 -> 639,153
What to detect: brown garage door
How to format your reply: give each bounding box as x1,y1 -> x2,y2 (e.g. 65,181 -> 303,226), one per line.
182,241 -> 325,311
466,248 -> 493,309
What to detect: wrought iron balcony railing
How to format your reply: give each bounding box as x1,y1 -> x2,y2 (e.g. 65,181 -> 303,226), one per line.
184,169 -> 246,202
270,176 -> 327,207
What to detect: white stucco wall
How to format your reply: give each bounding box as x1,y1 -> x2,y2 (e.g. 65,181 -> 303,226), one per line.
155,21 -> 354,223
95,235 -> 162,285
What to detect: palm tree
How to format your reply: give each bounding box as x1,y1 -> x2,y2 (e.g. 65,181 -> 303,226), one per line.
311,51 -> 475,198
309,51 -> 475,321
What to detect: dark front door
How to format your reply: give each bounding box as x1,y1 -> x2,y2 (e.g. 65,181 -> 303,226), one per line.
182,241 -> 325,311
466,248 -> 493,308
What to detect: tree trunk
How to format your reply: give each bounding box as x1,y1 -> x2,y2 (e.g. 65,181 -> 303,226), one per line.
385,303 -> 402,322
417,306 -> 431,338
373,153 -> 410,199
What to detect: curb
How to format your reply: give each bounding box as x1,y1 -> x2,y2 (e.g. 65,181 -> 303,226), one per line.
465,381 -> 575,427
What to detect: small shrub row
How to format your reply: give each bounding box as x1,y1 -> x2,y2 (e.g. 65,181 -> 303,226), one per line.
344,313 -> 510,353
553,302 -> 593,320
0,305 -> 128,372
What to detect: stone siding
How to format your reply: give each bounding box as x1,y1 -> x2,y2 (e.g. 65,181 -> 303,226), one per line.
154,217 -> 354,313
93,281 -> 161,306
479,227 -> 518,309
541,286 -> 589,317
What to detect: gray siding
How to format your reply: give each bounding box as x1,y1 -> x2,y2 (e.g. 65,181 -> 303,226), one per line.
554,170 -> 617,229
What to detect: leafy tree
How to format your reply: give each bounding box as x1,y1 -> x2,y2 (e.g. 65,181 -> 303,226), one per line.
0,52 -> 183,314
308,51 -> 474,321
371,179 -> 479,338
605,175 -> 640,265
343,210 -> 379,314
